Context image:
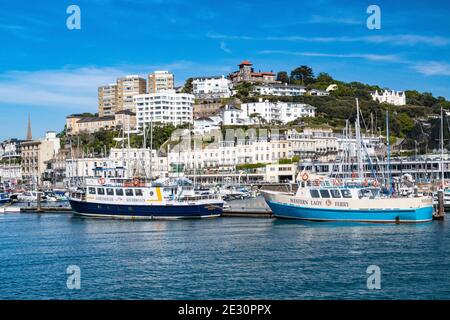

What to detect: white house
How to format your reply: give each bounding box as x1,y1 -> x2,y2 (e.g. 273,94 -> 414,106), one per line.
307,89 -> 330,96
221,100 -> 315,126
193,76 -> 231,98
220,105 -> 253,126
193,116 -> 222,133
134,90 -> 195,128
371,90 -> 406,106
241,100 -> 315,124
253,83 -> 307,97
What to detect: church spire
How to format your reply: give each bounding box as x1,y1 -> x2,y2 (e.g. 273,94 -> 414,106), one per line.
26,113 -> 32,140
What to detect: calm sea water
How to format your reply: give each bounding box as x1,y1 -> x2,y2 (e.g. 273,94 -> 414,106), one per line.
1,212 -> 450,300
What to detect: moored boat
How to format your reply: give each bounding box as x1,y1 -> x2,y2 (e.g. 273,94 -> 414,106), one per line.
69,177 -> 224,220
262,176 -> 433,223
0,192 -> 11,204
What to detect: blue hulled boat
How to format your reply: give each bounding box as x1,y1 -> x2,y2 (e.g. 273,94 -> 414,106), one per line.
0,192 -> 11,204
261,177 -> 433,223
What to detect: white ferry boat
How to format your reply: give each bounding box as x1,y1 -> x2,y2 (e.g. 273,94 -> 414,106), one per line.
262,175 -> 433,223
69,177 -> 224,219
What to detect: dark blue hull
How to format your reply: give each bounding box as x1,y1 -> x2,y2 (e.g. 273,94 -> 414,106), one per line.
69,199 -> 223,219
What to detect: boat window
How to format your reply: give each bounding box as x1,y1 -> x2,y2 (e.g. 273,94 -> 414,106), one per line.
319,190 -> 331,198
135,189 -> 143,196
106,188 -> 114,196
341,189 -> 352,198
115,189 -> 124,196
330,189 -> 341,198
310,190 -> 320,198
125,189 -> 134,196
88,187 -> 96,195
97,188 -> 105,195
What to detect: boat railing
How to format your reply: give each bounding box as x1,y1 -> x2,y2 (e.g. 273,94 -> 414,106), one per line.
180,194 -> 222,201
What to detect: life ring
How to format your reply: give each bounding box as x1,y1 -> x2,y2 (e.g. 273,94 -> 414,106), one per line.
133,178 -> 140,187
98,177 -> 106,185
373,180 -> 380,187
363,179 -> 369,187
351,172 -> 357,179
302,173 -> 309,181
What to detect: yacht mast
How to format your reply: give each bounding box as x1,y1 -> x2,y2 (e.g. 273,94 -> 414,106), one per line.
355,98 -> 364,179
441,107 -> 445,190
386,110 -> 392,195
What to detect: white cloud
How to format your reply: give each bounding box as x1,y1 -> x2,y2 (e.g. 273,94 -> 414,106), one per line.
412,62 -> 450,76
307,15 -> 362,25
207,32 -> 450,46
220,41 -> 232,54
0,62 -> 234,110
259,50 -> 401,62
0,67 -> 124,110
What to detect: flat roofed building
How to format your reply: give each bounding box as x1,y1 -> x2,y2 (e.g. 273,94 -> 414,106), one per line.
98,83 -> 118,117
148,71 -> 174,93
117,75 -> 147,113
135,90 -> 195,128
192,76 -> 231,98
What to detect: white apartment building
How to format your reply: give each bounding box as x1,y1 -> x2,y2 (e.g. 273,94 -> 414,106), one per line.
371,90 -> 406,106
221,100 -> 315,126
134,90 -> 195,128
253,83 -> 306,97
193,76 -> 231,98
286,127 -> 383,162
287,127 -> 338,162
148,71 -> 174,93
0,164 -> 21,183
168,135 -> 293,170
109,148 -> 168,179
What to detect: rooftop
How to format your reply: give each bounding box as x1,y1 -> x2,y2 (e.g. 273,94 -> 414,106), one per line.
239,60 -> 252,66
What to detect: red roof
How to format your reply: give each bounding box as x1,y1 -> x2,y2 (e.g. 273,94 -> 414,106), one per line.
239,60 -> 252,66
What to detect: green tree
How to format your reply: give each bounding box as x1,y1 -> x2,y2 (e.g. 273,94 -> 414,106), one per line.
182,78 -> 193,94
290,65 -> 315,85
234,82 -> 254,98
276,71 -> 289,83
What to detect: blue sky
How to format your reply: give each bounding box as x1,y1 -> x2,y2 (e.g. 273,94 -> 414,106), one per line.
1,0 -> 450,140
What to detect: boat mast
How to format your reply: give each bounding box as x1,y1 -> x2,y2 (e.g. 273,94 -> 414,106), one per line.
355,98 -> 364,179
150,119 -> 153,179
386,110 -> 392,195
441,106 -> 445,190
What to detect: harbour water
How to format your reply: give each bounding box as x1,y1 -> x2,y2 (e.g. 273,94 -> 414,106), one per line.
1,212 -> 450,299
